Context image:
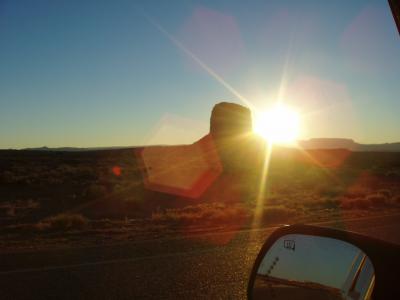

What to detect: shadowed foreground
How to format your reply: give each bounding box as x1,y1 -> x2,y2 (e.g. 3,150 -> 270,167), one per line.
0,214 -> 399,299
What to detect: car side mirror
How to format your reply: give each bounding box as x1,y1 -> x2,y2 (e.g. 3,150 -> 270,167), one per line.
247,225 -> 400,300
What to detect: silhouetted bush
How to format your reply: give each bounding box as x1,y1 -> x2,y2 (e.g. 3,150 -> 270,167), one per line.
340,198 -> 371,210
151,203 -> 248,225
265,195 -> 283,206
38,214 -> 89,231
260,206 -> 297,223
316,185 -> 345,198
85,184 -> 107,199
366,194 -> 388,207
393,195 -> 400,205
322,199 -> 340,209
377,189 -> 392,198
345,188 -> 368,199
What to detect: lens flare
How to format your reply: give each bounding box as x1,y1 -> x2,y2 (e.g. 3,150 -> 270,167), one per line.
253,104 -> 300,144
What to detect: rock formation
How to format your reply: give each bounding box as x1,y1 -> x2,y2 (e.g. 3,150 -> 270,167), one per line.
208,102 -> 265,172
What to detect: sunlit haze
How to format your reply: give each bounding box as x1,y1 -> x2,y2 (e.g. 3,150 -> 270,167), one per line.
253,104 -> 300,145
0,0 -> 399,148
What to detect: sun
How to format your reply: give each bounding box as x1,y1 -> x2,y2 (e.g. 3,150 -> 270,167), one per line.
253,104 -> 300,144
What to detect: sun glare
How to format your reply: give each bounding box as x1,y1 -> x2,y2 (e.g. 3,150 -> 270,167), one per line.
253,104 -> 300,144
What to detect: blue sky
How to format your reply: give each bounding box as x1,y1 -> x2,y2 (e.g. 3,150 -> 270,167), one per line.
1,0 -> 399,148
257,234 -> 368,290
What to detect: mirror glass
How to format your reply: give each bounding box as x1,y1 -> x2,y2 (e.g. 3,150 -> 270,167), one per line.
252,234 -> 375,300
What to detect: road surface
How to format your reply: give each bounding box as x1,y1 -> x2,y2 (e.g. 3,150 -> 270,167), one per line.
0,214 -> 399,299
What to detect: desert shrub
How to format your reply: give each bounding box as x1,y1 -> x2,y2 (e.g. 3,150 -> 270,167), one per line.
0,199 -> 40,217
392,195 -> 400,205
377,189 -> 392,199
339,200 -> 351,210
365,194 -> 388,207
47,177 -> 63,185
1,171 -> 23,184
0,171 -> 12,184
85,184 -> 107,199
316,185 -> 345,198
384,170 -> 400,179
151,203 -> 248,225
353,198 -> 372,209
6,204 -> 16,216
345,187 -> 368,199
305,197 -> 340,209
38,213 -> 89,231
340,198 -> 371,210
265,195 -> 283,206
322,198 -> 340,209
285,201 -> 304,211
260,205 -> 298,223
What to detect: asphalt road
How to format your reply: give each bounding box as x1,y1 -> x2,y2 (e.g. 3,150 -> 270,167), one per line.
1,214 -> 399,299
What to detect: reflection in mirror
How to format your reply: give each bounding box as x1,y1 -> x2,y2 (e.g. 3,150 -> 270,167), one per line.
252,234 -> 375,300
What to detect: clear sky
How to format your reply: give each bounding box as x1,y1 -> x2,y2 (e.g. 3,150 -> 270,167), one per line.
1,0 -> 399,149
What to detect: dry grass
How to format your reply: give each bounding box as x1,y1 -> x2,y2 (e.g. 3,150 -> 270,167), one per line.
260,205 -> 298,224
340,198 -> 371,210
393,195 -> 400,205
0,199 -> 40,218
151,202 -> 300,228
37,213 -> 89,231
339,190 -> 399,210
365,193 -> 388,207
151,203 -> 249,226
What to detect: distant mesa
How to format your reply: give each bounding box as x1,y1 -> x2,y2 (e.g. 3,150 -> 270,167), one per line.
299,138 -> 356,150
299,138 -> 400,152
21,146 -> 135,152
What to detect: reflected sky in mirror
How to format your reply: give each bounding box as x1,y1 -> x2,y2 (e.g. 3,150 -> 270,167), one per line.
257,234 -> 366,289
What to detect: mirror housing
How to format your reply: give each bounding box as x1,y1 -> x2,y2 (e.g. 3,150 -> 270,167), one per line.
248,225 -> 400,299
